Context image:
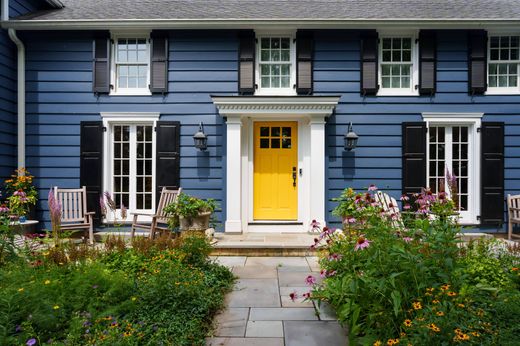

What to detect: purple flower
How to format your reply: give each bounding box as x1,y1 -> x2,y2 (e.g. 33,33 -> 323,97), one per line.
329,253 -> 342,261
302,292 -> 311,299
354,236 -> 371,251
26,339 -> 37,346
327,270 -> 337,277
346,217 -> 356,224
15,325 -> 22,333
48,189 -> 62,231
14,189 -> 26,198
403,237 -> 413,243
403,204 -> 411,210
320,269 -> 327,278
100,196 -> 107,217
104,191 -> 116,211
305,275 -> 317,286
0,204 -> 9,214
120,203 -> 128,220
289,292 -> 298,302
368,184 -> 378,191
92,284 -> 98,289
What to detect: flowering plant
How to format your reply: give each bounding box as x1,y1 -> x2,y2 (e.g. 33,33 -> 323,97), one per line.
3,168 -> 38,217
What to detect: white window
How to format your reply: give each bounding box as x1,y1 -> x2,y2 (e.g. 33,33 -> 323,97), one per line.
378,34 -> 418,95
111,34 -> 151,95
101,113 -> 159,222
424,114 -> 482,224
487,35 -> 520,94
256,33 -> 296,95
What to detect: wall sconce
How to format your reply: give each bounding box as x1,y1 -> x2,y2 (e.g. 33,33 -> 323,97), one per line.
344,122 -> 359,151
193,122 -> 208,151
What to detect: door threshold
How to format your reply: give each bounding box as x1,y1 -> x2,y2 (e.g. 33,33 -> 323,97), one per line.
248,221 -> 303,225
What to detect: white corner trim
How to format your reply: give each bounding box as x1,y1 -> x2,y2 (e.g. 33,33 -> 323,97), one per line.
212,96 -> 341,117
100,112 -> 160,121
422,112 -> 484,119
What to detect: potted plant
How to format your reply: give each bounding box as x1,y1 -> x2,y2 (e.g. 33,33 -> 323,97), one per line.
164,193 -> 217,231
4,168 -> 38,221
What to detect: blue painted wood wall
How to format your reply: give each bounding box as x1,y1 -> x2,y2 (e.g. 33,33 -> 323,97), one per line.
15,29 -> 520,232
0,1 -> 46,181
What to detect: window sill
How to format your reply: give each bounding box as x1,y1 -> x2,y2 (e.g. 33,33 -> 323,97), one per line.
255,89 -> 297,96
485,88 -> 520,95
377,90 -> 419,97
109,89 -> 152,96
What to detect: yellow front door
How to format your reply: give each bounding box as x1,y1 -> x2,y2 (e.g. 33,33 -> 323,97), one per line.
253,121 -> 298,220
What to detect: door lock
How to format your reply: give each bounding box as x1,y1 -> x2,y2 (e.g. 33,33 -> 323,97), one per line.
292,167 -> 297,187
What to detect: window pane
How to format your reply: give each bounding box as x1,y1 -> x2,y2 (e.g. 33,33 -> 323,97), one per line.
392,50 -> 401,61
271,127 -> 280,137
381,65 -> 391,76
282,138 -> 291,148
281,49 -> 290,61
272,38 -> 280,49
260,138 -> 269,148
490,36 -> 499,48
145,194 -> 152,210
281,76 -> 290,88
382,51 -> 391,61
145,160 -> 152,175
401,77 -> 410,88
260,127 -> 269,137
261,50 -> 270,61
382,38 -> 391,49
281,38 -> 290,49
137,160 -> 143,175
272,50 -> 280,61
490,49 -> 499,60
261,77 -> 270,88
261,38 -> 270,49
271,138 -> 280,148
382,76 -> 391,88
402,50 -> 411,61
137,177 -> 143,192
402,38 -> 411,49
271,76 -> 280,87
391,77 -> 400,88
261,64 -> 270,76
282,127 -> 291,137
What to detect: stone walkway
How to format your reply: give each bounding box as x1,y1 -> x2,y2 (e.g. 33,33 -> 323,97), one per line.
206,256 -> 348,346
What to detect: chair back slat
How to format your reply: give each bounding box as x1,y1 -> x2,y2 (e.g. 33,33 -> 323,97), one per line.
375,191 -> 402,228
54,187 -> 87,223
508,194 -> 520,220
156,187 -> 182,223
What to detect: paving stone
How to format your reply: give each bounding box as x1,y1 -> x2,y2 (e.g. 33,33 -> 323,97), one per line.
246,256 -> 309,268
284,321 -> 348,346
278,271 -> 322,287
315,302 -> 337,321
245,321 -> 284,337
277,265 -> 312,272
280,286 -> 314,308
214,308 -> 249,337
215,256 -> 247,268
306,257 -> 320,271
233,266 -> 278,279
206,337 -> 284,346
249,308 -> 318,321
225,279 -> 281,308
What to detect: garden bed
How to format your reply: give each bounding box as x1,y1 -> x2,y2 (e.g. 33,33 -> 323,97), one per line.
0,233 -> 234,345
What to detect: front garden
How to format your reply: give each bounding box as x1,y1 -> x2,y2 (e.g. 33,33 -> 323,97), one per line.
0,170 -> 234,346
306,186 -> 520,345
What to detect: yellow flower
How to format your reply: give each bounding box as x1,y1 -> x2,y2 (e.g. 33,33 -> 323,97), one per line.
427,323 -> 441,332
131,297 -> 137,301
471,332 -> 480,337
44,280 -> 51,285
386,338 -> 399,345
447,291 -> 457,297
426,287 -> 435,293
432,299 -> 440,304
403,319 -> 412,327
18,288 -> 24,292
440,284 -> 450,291
123,332 -> 132,337
374,341 -> 382,346
412,302 -> 422,310
436,311 -> 444,316
153,269 -> 160,274
457,303 -> 465,308
400,332 -> 406,338
53,305 -> 60,310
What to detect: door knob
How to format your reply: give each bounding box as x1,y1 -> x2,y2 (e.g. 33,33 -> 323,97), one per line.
292,167 -> 297,187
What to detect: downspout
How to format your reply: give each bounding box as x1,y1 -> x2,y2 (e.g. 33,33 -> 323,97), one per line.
8,29 -> 25,171
1,0 -> 26,170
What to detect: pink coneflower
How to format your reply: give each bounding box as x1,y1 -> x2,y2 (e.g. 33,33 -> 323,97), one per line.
320,269 -> 327,278
403,204 -> 411,210
327,270 -> 337,277
329,253 -> 342,261
346,217 -> 356,224
368,184 -> 378,191
305,275 -> 317,286
400,194 -> 410,201
403,237 -> 413,243
302,292 -> 311,299
289,292 -> 298,302
310,219 -> 320,229
354,236 -> 371,251
0,204 -> 9,213
13,189 -> 26,198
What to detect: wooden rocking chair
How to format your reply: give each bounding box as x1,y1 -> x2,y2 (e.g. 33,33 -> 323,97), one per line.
374,191 -> 403,228
507,194 -> 520,240
53,186 -> 95,244
131,187 -> 182,239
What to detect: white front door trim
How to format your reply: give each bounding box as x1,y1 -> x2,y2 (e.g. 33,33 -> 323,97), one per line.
213,96 -> 340,233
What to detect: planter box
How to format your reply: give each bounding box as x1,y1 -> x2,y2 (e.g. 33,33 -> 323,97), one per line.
179,211 -> 211,231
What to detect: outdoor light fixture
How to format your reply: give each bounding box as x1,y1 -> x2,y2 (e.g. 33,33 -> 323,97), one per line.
193,122 -> 208,151
344,122 -> 359,151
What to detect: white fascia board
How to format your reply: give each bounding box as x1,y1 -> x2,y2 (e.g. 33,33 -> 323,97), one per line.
2,18 -> 520,30
422,112 -> 484,119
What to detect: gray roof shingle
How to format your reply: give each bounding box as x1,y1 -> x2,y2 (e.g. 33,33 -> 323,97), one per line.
16,0 -> 520,21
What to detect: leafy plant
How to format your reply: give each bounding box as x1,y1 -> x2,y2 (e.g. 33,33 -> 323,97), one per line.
164,193 -> 217,229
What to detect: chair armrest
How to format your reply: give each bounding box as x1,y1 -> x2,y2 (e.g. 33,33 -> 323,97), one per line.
131,212 -> 154,216
85,212 -> 96,215
509,207 -> 520,211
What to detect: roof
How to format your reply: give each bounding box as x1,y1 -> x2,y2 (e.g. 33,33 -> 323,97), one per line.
15,0 -> 520,21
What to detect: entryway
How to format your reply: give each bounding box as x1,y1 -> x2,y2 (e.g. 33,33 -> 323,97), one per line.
253,121 -> 298,220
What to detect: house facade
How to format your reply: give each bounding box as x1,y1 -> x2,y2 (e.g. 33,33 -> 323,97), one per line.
1,0 -> 519,233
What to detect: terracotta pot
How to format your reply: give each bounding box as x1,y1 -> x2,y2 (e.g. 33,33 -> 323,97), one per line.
179,211 -> 212,231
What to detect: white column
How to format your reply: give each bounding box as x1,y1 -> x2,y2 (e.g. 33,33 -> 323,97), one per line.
225,116 -> 243,233
309,115 -> 326,226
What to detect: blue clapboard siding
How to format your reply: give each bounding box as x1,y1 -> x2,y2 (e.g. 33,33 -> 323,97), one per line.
9,0 -> 48,18
318,30 -> 519,232
24,30 -> 235,229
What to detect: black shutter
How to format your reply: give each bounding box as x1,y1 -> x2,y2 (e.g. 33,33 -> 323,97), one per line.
150,31 -> 169,93
360,30 -> 379,95
481,122 -> 505,225
468,30 -> 487,95
296,30 -> 313,95
80,121 -> 103,226
238,30 -> 255,94
419,30 -> 437,95
92,33 -> 110,93
402,122 -> 427,196
156,121 -> 181,205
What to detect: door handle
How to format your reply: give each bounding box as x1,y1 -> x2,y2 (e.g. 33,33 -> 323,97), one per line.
292,167 -> 297,187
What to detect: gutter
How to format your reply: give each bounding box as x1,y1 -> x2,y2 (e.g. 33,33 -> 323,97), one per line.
1,18 -> 517,31
1,0 -> 26,170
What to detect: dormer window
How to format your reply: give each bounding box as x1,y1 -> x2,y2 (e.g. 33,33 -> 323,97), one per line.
256,34 -> 296,95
